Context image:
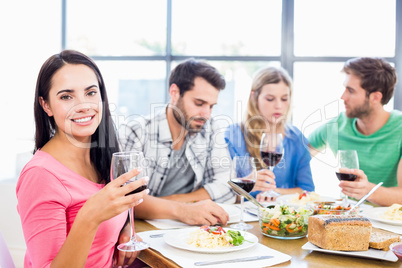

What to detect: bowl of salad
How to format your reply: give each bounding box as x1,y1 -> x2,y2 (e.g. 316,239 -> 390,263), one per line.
307,201 -> 359,215
258,204 -> 312,239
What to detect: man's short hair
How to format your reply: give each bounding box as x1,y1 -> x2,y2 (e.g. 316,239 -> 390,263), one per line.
342,57 -> 397,105
169,58 -> 226,96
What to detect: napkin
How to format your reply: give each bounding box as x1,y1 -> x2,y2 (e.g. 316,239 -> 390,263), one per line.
145,203 -> 258,230
138,229 -> 291,268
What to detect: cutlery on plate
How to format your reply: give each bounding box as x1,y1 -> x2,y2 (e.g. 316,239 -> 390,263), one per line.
194,255 -> 273,266
228,181 -> 264,208
347,182 -> 383,214
149,233 -> 165,238
244,208 -> 258,216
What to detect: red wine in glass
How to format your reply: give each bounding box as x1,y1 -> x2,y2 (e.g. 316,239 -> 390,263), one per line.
337,150 -> 359,205
259,133 -> 284,197
230,155 -> 256,231
261,151 -> 283,167
231,178 -> 255,193
335,172 -> 357,181
111,151 -> 149,252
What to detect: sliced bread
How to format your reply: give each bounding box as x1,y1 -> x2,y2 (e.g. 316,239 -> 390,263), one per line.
369,231 -> 400,251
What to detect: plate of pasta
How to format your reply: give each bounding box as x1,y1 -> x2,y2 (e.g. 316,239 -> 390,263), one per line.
363,204 -> 402,226
163,226 -> 258,253
276,192 -> 336,208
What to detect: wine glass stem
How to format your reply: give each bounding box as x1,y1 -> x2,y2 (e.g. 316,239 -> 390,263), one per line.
343,195 -> 349,205
240,196 -> 245,223
129,207 -> 137,242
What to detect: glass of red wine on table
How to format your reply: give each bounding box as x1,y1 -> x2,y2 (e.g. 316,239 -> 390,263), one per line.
230,155 -> 257,231
259,132 -> 284,198
336,150 -> 359,205
111,151 -> 149,252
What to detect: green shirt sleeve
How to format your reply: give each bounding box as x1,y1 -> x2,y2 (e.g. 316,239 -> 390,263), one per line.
308,122 -> 329,151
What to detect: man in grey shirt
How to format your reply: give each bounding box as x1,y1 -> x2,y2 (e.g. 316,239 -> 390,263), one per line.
159,138 -> 194,196
120,59 -> 234,225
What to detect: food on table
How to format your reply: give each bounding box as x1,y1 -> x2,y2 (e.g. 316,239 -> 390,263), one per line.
308,215 -> 372,251
258,204 -> 312,239
308,201 -> 358,215
383,203 -> 402,221
288,191 -> 321,205
186,226 -> 245,248
369,231 -> 401,251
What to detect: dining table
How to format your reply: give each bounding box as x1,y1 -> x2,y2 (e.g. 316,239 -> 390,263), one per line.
135,218 -> 401,268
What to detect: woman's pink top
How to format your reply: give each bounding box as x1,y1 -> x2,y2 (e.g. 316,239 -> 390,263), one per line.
16,150 -> 127,268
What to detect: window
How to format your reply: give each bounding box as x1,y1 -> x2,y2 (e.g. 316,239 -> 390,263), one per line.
1,0 -> 401,190
66,0 -> 167,56
171,0 -> 282,56
294,0 -> 396,57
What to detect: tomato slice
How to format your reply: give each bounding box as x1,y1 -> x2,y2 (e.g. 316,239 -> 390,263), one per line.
299,192 -> 307,200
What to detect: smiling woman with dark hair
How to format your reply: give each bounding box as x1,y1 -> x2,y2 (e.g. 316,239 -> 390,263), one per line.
17,50 -> 149,267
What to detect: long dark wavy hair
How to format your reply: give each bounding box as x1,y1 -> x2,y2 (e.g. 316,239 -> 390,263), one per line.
33,50 -> 119,183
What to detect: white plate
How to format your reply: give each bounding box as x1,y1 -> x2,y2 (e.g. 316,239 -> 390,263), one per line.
163,227 -> 258,253
362,207 -> 402,226
302,242 -> 398,262
276,194 -> 336,208
218,203 -> 240,222
243,201 -> 274,217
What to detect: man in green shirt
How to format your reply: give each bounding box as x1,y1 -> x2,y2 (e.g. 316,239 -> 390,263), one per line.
309,57 -> 402,206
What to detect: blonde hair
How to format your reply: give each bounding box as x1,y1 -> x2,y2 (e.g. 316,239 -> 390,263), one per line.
242,66 -> 293,169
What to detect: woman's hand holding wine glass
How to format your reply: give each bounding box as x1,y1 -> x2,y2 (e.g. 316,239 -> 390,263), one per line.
111,151 -> 150,253
77,168 -> 148,228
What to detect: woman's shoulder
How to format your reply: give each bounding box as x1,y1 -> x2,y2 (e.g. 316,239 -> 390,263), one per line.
226,122 -> 242,132
285,125 -> 310,151
19,151 -> 60,179
17,151 -> 70,197
224,123 -> 242,138
285,124 -> 305,138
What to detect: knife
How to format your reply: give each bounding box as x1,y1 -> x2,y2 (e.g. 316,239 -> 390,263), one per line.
347,182 -> 383,214
194,255 -> 273,266
228,181 -> 264,208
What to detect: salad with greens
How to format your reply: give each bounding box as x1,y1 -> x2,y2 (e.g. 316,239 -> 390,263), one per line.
259,204 -> 312,238
188,225 -> 248,247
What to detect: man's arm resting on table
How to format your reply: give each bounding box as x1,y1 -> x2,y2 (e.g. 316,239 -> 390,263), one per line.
341,159 -> 402,206
366,159 -> 402,206
134,194 -> 229,225
159,187 -> 210,202
134,195 -> 182,220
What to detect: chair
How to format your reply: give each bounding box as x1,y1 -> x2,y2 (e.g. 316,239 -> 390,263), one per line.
0,229 -> 15,268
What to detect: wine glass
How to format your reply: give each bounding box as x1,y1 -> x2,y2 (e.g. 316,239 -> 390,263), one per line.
230,155 -> 257,231
336,150 -> 359,205
259,133 -> 284,197
111,151 -> 149,252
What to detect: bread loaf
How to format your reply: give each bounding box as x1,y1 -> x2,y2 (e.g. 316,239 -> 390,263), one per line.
308,215 -> 372,251
369,231 -> 400,251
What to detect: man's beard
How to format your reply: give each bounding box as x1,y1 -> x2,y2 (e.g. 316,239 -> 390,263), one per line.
345,97 -> 371,118
172,99 -> 206,134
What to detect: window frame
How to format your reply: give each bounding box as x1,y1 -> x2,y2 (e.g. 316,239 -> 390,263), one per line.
61,0 -> 402,110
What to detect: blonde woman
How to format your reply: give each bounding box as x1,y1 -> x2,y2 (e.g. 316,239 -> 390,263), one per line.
224,66 -> 314,202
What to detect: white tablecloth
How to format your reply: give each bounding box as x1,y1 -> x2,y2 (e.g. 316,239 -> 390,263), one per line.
138,229 -> 291,268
